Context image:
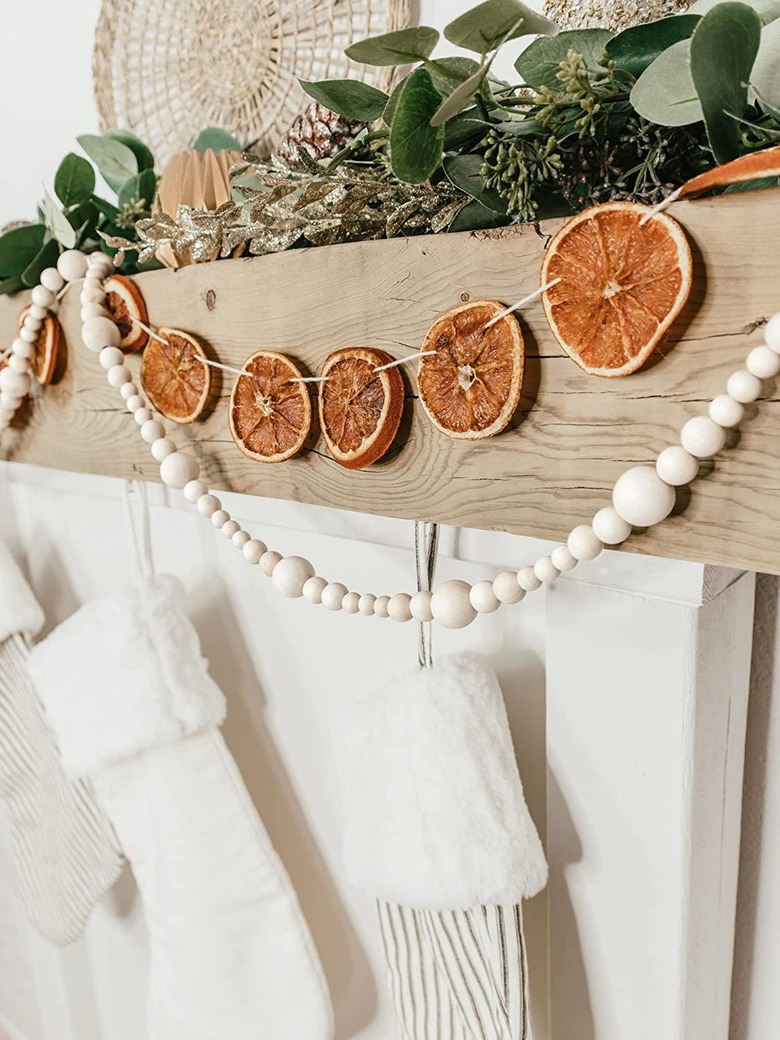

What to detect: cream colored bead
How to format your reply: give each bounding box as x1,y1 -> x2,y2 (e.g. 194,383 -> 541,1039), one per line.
358,593 -> 377,616
534,556 -> 560,584
410,590 -> 433,621
260,551 -> 282,576
242,539 -> 266,565
134,407 -> 153,425
764,313 -> 780,352
222,521 -> 241,540
374,595 -> 391,619
470,580 -> 501,614
232,529 -> 251,550
709,394 -> 744,428
272,556 -> 315,598
99,346 -> 124,370
81,303 -> 107,321
612,466 -> 675,528
517,566 -> 543,592
592,506 -> 631,546
211,509 -> 230,529
57,250 -> 88,282
8,356 -> 28,373
88,252 -> 113,272
431,580 -> 477,630
40,267 -> 64,293
151,438 -> 176,462
23,314 -> 42,332
493,571 -> 525,604
680,416 -> 726,459
322,582 -> 348,611
82,316 -> 120,352
184,479 -> 208,503
120,381 -> 139,401
551,545 -> 578,572
29,304 -> 47,320
107,364 -> 132,388
159,451 -> 199,489
11,338 -> 33,359
747,345 -> 780,380
141,419 -> 165,444
303,577 -> 328,604
567,525 -> 604,561
126,394 -> 145,413
0,391 -> 22,411
342,592 -> 361,614
388,593 -> 413,622
197,493 -> 221,518
727,369 -> 762,404
80,286 -> 105,305
31,285 -> 55,309
0,368 -> 29,397
19,327 -> 38,343
656,446 -> 699,486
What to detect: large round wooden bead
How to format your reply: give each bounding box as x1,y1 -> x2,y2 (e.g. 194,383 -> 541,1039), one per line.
747,345 -> 780,380
680,417 -> 726,459
359,593 -> 377,617
57,249 -> 88,282
303,577 -> 328,604
242,539 -> 267,565
592,507 -> 631,546
0,368 -> 30,397
534,557 -> 560,584
388,593 -> 413,622
656,446 -> 699,486
470,580 -> 501,614
709,394 -> 744,429
322,582 -> 348,611
612,466 -> 675,528
160,451 -> 199,489
431,580 -> 477,630
272,556 -> 315,598
410,590 -> 433,621
82,316 -> 121,352
551,545 -> 578,572
568,525 -> 604,561
40,267 -> 64,293
727,370 -> 762,404
764,313 -> 780,352
493,571 -> 525,605
517,566 -> 543,592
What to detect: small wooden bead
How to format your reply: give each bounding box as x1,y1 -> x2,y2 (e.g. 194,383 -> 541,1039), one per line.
410,590 -> 433,621
232,530 -> 251,550
534,556 -> 561,584
19,327 -> 38,343
764,313 -> 780,352
80,286 -> 105,305
0,368 -> 29,396
126,394 -> 145,413
40,267 -> 64,293
358,593 -> 377,616
303,576 -> 328,604
709,394 -> 744,428
11,338 -> 34,359
107,364 -> 132,388
470,580 -> 501,614
747,345 -> 780,380
493,572 -> 524,605
568,525 -> 604,561
82,316 -> 120,352
8,355 -> 28,373
517,566 -> 543,592
0,391 -> 22,411
681,417 -> 726,459
343,592 -> 361,615
374,595 -> 391,619
88,252 -> 113,271
260,551 -> 283,576
272,556 -> 315,598
322,582 -> 349,611
592,507 -> 632,546
727,370 -> 762,404
388,593 -> 413,622
31,285 -> 55,308
23,314 -> 42,331
141,419 -> 165,443
430,580 -> 477,630
120,381 -> 139,401
184,479 -> 208,503
150,438 -> 176,462
656,446 -> 699,486
134,407 -> 153,425
159,451 -> 199,489
197,493 -> 221,517
29,304 -> 47,320
100,346 -> 124,370
57,249 -> 88,282
612,467 -> 675,528
222,520 -> 241,540
211,509 -> 231,529
551,545 -> 578,572
242,539 -> 266,565
81,303 -> 107,321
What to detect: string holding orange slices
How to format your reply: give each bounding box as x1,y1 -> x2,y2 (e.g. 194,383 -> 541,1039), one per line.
229,350 -> 312,464
16,306 -> 62,385
140,327 -> 213,424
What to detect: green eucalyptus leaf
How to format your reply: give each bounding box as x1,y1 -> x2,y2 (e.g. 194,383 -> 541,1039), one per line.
118,168 -> 157,208
192,127 -> 243,153
300,79 -> 389,121
105,129 -> 156,170
689,0 -> 780,22
690,1 -> 762,162
21,238 -> 59,289
443,154 -> 508,212
66,200 -> 99,231
54,153 -> 96,207
430,60 -> 491,126
752,18 -> 780,110
443,110 -> 493,149
345,26 -> 440,65
42,189 -> 76,249
0,275 -> 26,296
605,15 -> 701,77
383,75 -> 409,125
444,0 -> 557,54
449,199 -> 510,231
389,69 -> 445,183
630,39 -> 703,125
91,195 -> 120,219
0,223 -> 45,276
425,56 -> 482,94
516,29 -> 613,88
77,133 -> 138,193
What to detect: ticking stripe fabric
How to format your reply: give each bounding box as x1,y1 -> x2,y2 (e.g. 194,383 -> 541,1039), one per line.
378,901 -> 533,1040
0,633 -> 123,946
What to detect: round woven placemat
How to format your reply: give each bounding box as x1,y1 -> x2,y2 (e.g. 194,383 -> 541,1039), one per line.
94,0 -> 413,167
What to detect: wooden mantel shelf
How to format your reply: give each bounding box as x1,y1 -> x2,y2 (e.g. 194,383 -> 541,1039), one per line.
2,188 -> 780,574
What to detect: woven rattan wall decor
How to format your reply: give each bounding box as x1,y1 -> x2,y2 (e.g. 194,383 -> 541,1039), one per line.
93,0 -> 414,166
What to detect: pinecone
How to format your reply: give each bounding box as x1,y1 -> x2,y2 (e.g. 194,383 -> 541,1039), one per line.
275,102 -> 368,163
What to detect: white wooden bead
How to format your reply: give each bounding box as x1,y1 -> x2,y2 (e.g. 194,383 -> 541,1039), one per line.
322,582 -> 349,611
134,407 -> 153,425
568,525 -> 604,561
23,314 -> 42,331
82,316 -> 120,352
107,364 -> 132,388
747,345 -> 780,380
493,571 -> 525,604
727,369 -> 762,404
343,592 -> 361,615
80,286 -> 105,305
88,253 -> 113,271
517,566 -> 543,592
57,250 -> 88,282
272,556 -> 315,598
374,595 -> 391,619
764,313 -> 780,352
656,446 -> 700,486
159,451 -> 199,488
551,545 -> 578,572
232,529 -> 251,550
39,267 -> 64,293
120,381 -> 139,401
126,394 -> 145,413
0,368 -> 30,396
11,338 -> 33,360
592,506 -> 632,545
19,327 -> 38,343
222,521 -> 241,540
29,304 -> 47,320
141,419 -> 165,443
197,493 -> 221,517
410,590 -> 433,621
31,285 -> 55,308
150,438 -> 176,462
430,580 -> 477,630
359,593 -> 377,616
470,580 -> 501,614
0,391 -> 22,410
242,539 -> 266,565
81,303 -> 107,321
8,355 -> 28,373
681,416 -> 726,459
260,551 -> 283,576
211,509 -> 230,529
612,466 -> 676,528
303,577 -> 328,604
388,593 -> 413,622
184,479 -> 208,503
534,556 -> 561,584
709,394 -> 744,428
100,346 -> 124,370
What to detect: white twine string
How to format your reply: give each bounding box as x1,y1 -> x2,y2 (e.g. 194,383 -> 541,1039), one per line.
129,316 -> 251,378
130,316 -> 167,345
640,187 -> 683,226
375,351 -> 436,371
289,375 -> 330,384
484,279 -> 561,330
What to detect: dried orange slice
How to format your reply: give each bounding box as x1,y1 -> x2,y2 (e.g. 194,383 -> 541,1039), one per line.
417,300 -> 524,440
318,347 -> 404,470
16,306 -> 61,385
680,146 -> 780,199
541,202 -> 692,378
140,327 -> 212,423
103,274 -> 149,352
229,350 -> 311,464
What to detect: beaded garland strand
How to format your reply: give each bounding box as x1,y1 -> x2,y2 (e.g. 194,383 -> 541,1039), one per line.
3,245 -> 780,630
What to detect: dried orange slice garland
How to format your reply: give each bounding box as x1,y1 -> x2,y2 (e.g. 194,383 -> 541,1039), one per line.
680,145 -> 780,199
541,202 -> 693,378
319,347 -> 404,469
418,300 -> 524,439
16,306 -> 61,385
140,327 -> 212,423
103,274 -> 149,352
229,350 -> 312,464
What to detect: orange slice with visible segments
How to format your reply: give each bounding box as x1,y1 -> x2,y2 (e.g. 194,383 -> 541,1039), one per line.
229,350 -> 311,464
103,274 -> 149,352
17,306 -> 61,385
541,202 -> 692,378
140,327 -> 212,423
417,300 -> 524,439
318,347 -> 405,470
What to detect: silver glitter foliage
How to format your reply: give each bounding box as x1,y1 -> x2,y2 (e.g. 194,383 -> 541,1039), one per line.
544,0 -> 691,31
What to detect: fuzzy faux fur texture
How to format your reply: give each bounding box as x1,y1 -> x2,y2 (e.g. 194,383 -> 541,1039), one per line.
0,542 -> 44,644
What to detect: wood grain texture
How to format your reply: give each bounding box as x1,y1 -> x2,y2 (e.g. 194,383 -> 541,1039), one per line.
2,188 -> 780,574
